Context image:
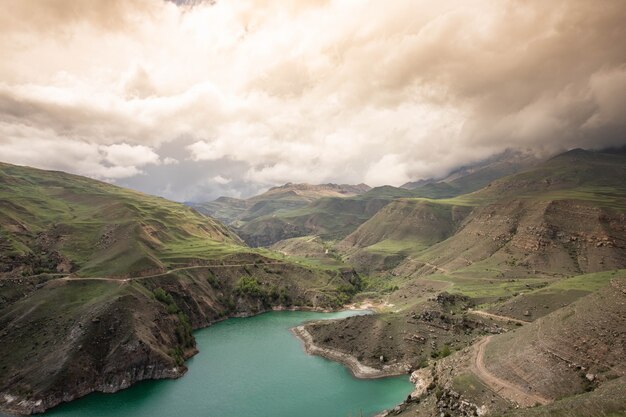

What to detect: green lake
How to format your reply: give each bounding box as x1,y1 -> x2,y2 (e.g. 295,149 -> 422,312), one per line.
43,310 -> 414,417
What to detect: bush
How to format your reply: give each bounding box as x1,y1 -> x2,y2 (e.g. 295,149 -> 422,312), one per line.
154,288 -> 180,314
431,345 -> 452,359
175,312 -> 194,348
206,272 -> 220,288
234,277 -> 291,307
169,346 -> 184,366
235,277 -> 264,297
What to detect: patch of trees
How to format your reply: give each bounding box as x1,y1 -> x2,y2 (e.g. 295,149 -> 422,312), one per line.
153,287 -> 195,365
234,277 -> 290,306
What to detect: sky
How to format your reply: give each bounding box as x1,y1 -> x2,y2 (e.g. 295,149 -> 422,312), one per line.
1,0 -> 625,202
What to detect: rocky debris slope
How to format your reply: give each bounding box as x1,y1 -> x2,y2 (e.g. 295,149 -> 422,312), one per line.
395,199 -> 626,278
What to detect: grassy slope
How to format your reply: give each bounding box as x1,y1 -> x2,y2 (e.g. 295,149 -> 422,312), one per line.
191,183 -> 371,226
0,162 -> 246,277
381,150 -> 626,282
402,150 -> 541,199
336,199 -> 473,272
236,185 -> 423,246
483,269 -> 625,320
0,164 -> 365,414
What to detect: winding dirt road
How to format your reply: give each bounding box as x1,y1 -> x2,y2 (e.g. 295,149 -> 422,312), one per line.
472,336 -> 550,407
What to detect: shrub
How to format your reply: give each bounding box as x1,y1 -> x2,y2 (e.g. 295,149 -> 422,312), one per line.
431,345 -> 452,359
235,277 -> 264,297
175,312 -> 194,348
154,288 -> 181,314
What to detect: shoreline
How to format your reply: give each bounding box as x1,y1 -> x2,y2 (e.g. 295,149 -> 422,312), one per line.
291,325 -> 409,379
0,304 -> 379,416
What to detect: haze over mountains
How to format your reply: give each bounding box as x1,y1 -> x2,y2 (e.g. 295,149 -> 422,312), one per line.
2,0 -> 626,202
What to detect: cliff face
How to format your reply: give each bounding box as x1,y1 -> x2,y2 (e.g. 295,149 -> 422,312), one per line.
0,280 -> 188,415
0,257 -> 361,415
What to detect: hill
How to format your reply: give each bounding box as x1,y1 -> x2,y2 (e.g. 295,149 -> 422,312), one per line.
235,185 -> 416,246
0,162 -> 242,278
336,199 -> 472,272
0,163 -> 363,415
190,183 -> 373,246
191,182 -> 371,224
335,149 -> 626,277
401,150 -> 542,198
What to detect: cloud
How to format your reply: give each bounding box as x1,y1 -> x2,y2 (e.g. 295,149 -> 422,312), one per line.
100,143 -> 160,167
0,0 -> 625,201
163,157 -> 179,165
0,124 -> 161,180
213,175 -> 231,184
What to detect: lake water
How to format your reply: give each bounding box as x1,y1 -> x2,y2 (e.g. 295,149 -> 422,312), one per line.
44,310 -> 414,417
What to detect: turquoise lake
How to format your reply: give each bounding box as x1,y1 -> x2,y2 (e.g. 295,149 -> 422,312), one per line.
43,310 -> 414,417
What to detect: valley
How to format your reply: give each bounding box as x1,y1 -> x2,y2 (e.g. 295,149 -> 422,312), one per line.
1,148 -> 625,416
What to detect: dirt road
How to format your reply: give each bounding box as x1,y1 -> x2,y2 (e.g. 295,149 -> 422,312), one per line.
468,309 -> 530,325
40,262 -> 289,285
472,336 -> 551,407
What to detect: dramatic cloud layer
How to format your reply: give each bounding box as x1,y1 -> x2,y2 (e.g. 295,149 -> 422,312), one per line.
1,0 -> 625,201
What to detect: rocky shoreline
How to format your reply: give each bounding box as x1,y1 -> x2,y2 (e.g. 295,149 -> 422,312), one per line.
291,325 -> 409,379
0,305 -> 358,416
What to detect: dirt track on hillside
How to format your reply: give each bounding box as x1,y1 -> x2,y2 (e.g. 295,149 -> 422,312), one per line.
472,336 -> 551,407
469,309 -> 530,325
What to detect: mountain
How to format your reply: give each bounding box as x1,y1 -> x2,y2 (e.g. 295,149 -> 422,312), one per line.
233,185 -> 421,246
190,183 -> 371,226
0,162 -> 240,278
401,149 -> 542,198
338,149 -> 626,276
0,163 -> 362,415
197,151 -> 542,248
191,183 -> 381,247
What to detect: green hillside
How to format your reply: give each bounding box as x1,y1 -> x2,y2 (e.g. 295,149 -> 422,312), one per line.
338,149 -> 626,278
401,150 -> 541,198
235,185 -> 424,246
0,162 -> 247,277
0,163 -> 364,415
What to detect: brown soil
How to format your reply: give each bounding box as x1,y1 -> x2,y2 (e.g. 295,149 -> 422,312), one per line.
472,336 -> 550,407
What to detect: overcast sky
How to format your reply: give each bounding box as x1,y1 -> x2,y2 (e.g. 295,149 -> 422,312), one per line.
1,0 -> 625,202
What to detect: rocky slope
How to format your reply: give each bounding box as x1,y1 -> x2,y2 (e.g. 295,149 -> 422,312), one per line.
0,255 -> 362,415
394,199 -> 626,278
387,277 -> 626,417
0,164 -> 363,415
336,200 -> 472,272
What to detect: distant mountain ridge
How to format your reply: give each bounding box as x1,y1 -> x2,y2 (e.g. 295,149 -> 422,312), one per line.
188,182 -> 372,241
401,149 -> 543,198
259,182 -> 371,200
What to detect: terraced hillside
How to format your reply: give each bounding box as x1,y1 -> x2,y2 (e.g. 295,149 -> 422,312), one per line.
0,162 -> 242,278
334,149 -> 626,278
0,164 -> 362,415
